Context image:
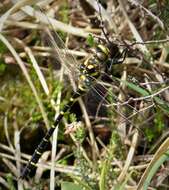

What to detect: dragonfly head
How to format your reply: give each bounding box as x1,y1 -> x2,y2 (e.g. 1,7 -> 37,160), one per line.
106,42 -> 121,60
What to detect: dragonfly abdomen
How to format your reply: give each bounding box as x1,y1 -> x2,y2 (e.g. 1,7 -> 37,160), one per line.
20,88 -> 85,179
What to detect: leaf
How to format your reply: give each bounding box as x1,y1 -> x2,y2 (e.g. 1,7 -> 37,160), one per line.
86,34 -> 95,47
0,61 -> 6,74
120,79 -> 150,96
61,181 -> 83,190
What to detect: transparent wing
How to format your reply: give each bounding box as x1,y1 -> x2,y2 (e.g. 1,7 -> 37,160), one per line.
36,6 -> 82,91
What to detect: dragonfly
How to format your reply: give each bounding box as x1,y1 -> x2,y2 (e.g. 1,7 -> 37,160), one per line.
19,5 -> 129,180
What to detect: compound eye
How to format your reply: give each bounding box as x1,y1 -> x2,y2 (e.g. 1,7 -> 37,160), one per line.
84,77 -> 91,87
96,51 -> 107,61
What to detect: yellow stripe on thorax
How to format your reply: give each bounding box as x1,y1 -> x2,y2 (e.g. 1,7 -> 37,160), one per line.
97,44 -> 110,57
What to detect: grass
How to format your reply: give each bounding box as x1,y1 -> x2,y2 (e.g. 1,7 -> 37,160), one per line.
0,0 -> 169,189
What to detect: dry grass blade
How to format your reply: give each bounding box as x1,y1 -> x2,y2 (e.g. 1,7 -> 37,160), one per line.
50,67 -> 64,190
2,158 -> 17,177
0,176 -> 10,189
4,111 -> 14,150
128,0 -> 165,30
0,33 -> 50,130
137,137 -> 169,189
34,151 -> 50,182
117,130 -> 139,183
86,0 -> 117,31
118,0 -> 149,53
24,46 -> 49,96
11,0 -> 90,38
0,0 -> 41,31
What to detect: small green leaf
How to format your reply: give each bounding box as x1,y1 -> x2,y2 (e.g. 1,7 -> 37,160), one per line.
86,34 -> 95,47
61,182 -> 83,190
6,173 -> 15,190
0,61 -> 6,74
0,41 -> 7,53
127,82 -> 149,96
116,79 -> 149,96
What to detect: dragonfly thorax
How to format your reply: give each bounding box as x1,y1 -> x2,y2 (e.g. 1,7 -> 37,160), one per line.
78,44 -> 110,90
95,44 -> 110,62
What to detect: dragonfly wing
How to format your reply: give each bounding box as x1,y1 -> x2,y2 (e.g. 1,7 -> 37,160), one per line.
37,7 -> 81,91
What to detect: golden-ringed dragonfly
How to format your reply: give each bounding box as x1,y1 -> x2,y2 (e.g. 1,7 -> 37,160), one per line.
19,5 -> 126,180
20,39 -> 125,179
